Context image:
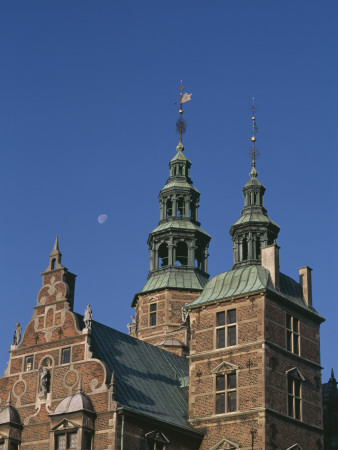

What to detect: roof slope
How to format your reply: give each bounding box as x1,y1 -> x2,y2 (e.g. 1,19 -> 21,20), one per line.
139,268 -> 209,294
76,316 -> 191,431
186,265 -> 323,319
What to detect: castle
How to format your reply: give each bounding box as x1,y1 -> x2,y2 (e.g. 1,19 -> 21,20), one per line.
0,95 -> 328,449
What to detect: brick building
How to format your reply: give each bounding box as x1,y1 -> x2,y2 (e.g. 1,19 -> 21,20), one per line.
0,101 -> 326,449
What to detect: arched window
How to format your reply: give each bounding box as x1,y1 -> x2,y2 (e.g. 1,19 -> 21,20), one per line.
178,165 -> 183,175
166,200 -> 172,218
51,258 -> 56,270
255,236 -> 261,259
175,242 -> 188,266
177,198 -> 185,217
158,243 -> 169,268
242,238 -> 248,261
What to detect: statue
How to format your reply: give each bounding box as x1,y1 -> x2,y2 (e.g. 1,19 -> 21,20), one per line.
181,307 -> 189,324
40,368 -> 50,398
127,316 -> 136,335
13,322 -> 22,346
84,304 -> 92,330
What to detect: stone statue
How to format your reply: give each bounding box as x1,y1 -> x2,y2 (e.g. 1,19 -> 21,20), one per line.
127,316 -> 136,335
181,307 -> 189,324
84,304 -> 92,330
40,368 -> 50,398
13,322 -> 22,346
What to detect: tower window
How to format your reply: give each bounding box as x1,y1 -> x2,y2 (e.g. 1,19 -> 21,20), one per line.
242,238 -> 248,261
150,304 -> 157,326
166,200 -> 172,218
175,242 -> 188,266
195,246 -> 202,270
255,236 -> 261,259
215,372 -> 237,414
178,165 -> 183,175
216,309 -> 237,348
288,377 -> 302,420
51,258 -> 56,270
286,314 -> 300,355
158,243 -> 168,267
177,198 -> 185,217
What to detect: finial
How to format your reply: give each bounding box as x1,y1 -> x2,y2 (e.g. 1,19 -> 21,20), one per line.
77,376 -> 83,393
249,97 -> 259,178
175,80 -> 191,145
53,236 -> 59,252
330,368 -> 336,383
6,390 -> 12,406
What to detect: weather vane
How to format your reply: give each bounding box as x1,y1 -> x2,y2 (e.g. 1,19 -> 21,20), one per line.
248,97 -> 260,170
175,80 -> 192,145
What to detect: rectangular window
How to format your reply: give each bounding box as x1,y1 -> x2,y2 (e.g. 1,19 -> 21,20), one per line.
288,378 -> 302,420
286,314 -> 300,355
24,355 -> 34,371
61,348 -> 71,364
216,309 -> 237,348
68,433 -> 77,449
83,431 -> 92,450
215,373 -> 237,414
55,435 -> 66,450
0,441 -> 4,450
150,303 -> 157,327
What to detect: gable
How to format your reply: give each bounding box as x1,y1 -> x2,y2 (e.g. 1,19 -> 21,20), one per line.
51,418 -> 79,432
210,438 -> 240,449
211,361 -> 239,374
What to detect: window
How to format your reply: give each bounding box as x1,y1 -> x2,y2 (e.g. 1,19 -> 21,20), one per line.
216,310 -> 236,348
61,348 -> 71,364
83,431 -> 92,450
24,355 -> 34,371
286,314 -> 300,355
0,440 -> 4,450
288,377 -> 301,420
150,304 -> 157,326
158,243 -> 168,268
145,431 -> 168,450
175,242 -> 188,266
51,258 -> 56,270
216,373 -> 237,414
55,432 -> 77,450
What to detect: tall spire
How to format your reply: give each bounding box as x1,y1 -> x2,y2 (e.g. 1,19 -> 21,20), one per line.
229,99 -> 280,268
175,81 -> 191,146
46,236 -> 63,271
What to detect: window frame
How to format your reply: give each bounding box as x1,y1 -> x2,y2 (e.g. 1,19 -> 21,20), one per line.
55,430 -> 78,450
149,303 -> 157,327
215,309 -> 237,349
286,314 -> 300,355
61,347 -> 71,365
215,371 -> 237,414
24,355 -> 34,372
287,377 -> 302,420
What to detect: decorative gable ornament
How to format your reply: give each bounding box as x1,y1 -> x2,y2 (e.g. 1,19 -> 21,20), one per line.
145,430 -> 169,444
210,438 -> 240,449
285,368 -> 305,381
286,445 -> 303,450
51,418 -> 79,432
211,361 -> 239,374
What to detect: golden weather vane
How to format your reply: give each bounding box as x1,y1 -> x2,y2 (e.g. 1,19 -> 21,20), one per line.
175,80 -> 192,145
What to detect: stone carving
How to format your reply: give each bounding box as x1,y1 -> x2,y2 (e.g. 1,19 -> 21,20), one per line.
181,307 -> 189,324
13,322 -> 22,346
40,368 -> 51,398
127,316 -> 136,335
84,304 -> 92,330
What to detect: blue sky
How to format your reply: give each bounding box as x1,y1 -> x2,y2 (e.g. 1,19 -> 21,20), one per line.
0,1 -> 337,382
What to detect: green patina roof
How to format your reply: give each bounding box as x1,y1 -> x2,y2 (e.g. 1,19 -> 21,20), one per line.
161,179 -> 199,192
185,265 -> 323,319
139,268 -> 209,294
231,210 -> 279,228
75,315 -> 195,432
170,149 -> 191,164
151,219 -> 210,237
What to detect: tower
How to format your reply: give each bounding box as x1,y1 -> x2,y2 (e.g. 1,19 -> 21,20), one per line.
131,83 -> 211,356
185,102 -> 324,449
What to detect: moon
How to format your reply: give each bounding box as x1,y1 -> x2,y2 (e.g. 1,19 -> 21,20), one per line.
98,214 -> 108,224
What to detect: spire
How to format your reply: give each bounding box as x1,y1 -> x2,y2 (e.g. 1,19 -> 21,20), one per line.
175,80 -> 191,146
133,84 -> 211,299
329,368 -> 336,384
249,97 -> 259,179
46,236 -> 63,271
229,99 -> 280,269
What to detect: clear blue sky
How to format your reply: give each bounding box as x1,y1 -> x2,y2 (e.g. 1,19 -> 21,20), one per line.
0,1 -> 337,382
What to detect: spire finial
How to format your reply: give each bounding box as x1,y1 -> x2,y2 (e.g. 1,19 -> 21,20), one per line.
175,80 -> 191,146
53,236 -> 59,252
6,390 -> 12,406
249,97 -> 259,178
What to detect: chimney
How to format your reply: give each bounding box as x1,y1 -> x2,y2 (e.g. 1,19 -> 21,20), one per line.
261,244 -> 280,290
298,266 -> 312,307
